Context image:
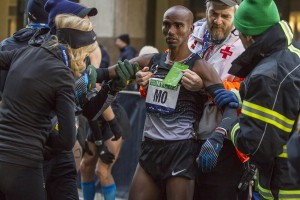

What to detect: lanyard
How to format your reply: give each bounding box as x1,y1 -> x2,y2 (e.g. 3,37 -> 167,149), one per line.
60,45 -> 69,68
196,29 -> 211,59
181,30 -> 211,64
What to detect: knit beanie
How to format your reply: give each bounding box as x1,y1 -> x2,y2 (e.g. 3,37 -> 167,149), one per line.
118,34 -> 130,45
234,0 -> 280,36
45,0 -> 98,33
27,0 -> 48,24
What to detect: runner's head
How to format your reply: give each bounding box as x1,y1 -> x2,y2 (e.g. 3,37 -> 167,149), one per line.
162,5 -> 194,50
55,14 -> 98,77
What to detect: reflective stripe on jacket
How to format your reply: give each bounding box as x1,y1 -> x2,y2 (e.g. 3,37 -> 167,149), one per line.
229,21 -> 300,199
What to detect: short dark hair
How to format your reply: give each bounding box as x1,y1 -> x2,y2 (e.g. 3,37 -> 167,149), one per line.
118,34 -> 130,45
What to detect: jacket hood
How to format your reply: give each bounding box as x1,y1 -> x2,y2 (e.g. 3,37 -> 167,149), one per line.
13,26 -> 49,46
13,28 -> 37,42
229,21 -> 293,78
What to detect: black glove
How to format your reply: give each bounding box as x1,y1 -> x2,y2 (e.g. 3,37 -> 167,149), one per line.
196,129 -> 225,173
95,140 -> 115,164
107,117 -> 122,141
109,79 -> 126,94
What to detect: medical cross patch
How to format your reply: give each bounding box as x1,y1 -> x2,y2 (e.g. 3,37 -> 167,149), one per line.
220,46 -> 233,59
191,40 -> 198,49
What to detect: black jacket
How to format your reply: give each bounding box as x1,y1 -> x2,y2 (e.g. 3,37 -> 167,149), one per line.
119,45 -> 136,61
0,25 -> 49,99
287,129 -> 300,185
229,21 -> 300,164
0,38 -> 76,168
228,21 -> 300,199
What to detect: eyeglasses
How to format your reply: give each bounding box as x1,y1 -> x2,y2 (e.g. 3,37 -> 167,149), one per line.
231,28 -> 239,36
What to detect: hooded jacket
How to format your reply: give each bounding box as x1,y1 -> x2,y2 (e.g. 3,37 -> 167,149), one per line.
229,21 -> 300,164
228,21 -> 300,199
0,38 -> 76,168
0,24 -> 49,99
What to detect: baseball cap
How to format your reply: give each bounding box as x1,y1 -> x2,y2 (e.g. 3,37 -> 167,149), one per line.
77,7 -> 98,18
45,0 -> 98,33
206,0 -> 241,6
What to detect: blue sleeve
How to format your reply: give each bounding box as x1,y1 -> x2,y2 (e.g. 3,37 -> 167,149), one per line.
100,48 -> 110,68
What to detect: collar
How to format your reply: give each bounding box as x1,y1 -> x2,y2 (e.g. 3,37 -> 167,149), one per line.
27,23 -> 49,29
41,37 -> 69,67
229,21 -> 292,78
120,45 -> 129,52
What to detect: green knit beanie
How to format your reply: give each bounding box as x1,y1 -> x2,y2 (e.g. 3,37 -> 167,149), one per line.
234,0 -> 280,36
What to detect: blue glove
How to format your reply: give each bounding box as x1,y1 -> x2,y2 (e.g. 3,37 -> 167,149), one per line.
214,89 -> 239,108
197,131 -> 225,173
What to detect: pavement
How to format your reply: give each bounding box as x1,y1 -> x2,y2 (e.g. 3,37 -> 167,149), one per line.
78,189 -> 126,200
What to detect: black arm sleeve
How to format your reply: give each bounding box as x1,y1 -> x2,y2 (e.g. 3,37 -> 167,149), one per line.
82,88 -> 108,120
219,106 -> 238,133
51,70 -> 77,151
96,68 -> 110,83
206,83 -> 224,99
0,50 -> 16,70
88,120 -> 103,141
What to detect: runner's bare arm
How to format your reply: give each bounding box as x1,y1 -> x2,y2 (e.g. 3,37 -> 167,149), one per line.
129,53 -> 155,69
105,54 -> 154,79
192,59 -> 222,88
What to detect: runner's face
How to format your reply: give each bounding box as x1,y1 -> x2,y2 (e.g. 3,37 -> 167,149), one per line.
206,2 -> 235,40
162,11 -> 193,50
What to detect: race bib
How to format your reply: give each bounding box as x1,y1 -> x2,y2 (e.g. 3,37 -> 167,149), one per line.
146,78 -> 180,114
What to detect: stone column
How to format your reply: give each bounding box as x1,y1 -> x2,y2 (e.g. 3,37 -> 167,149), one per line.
81,0 -> 147,64
0,0 -> 11,41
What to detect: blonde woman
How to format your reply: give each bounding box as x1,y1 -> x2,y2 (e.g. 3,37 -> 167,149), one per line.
44,13 -> 138,200
0,14 -> 98,200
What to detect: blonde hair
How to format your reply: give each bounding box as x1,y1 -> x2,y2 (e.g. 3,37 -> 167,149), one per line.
55,14 -> 98,77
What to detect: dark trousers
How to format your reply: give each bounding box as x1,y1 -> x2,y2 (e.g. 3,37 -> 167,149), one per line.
0,161 -> 45,200
43,151 -> 79,200
194,139 -> 248,200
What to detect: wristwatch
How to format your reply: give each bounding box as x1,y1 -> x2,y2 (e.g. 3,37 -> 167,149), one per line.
94,140 -> 103,146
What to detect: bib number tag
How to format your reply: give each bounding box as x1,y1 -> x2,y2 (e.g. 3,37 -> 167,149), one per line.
146,78 -> 180,114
